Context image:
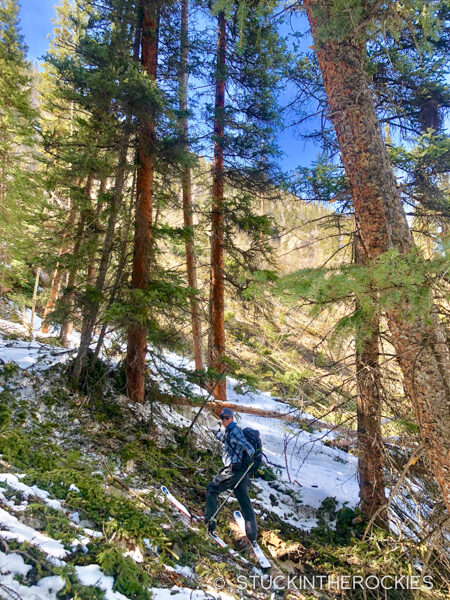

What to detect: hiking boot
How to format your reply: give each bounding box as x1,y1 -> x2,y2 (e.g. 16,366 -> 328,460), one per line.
235,537 -> 248,552
205,517 -> 216,534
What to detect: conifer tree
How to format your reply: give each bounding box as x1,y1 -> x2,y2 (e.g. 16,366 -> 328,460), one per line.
126,0 -> 161,403
0,0 -> 40,291
204,0 -> 284,401
178,0 -> 204,372
71,0 -> 139,383
40,0 -> 136,352
303,0 -> 450,512
354,236 -> 386,522
39,0 -> 77,334
209,7 -> 227,401
39,0 -> 88,338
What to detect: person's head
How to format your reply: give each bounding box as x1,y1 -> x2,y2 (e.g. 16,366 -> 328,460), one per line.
219,408 -> 234,427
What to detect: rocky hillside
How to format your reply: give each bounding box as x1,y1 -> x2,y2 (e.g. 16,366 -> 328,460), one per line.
0,312 -> 445,600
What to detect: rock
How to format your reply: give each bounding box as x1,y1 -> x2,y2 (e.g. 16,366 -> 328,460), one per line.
79,519 -> 96,529
269,493 -> 279,506
124,460 -> 136,473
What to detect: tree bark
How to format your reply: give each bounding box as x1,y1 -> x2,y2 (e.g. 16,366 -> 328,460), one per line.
209,11 -> 227,402
60,174 -> 94,346
30,267 -> 40,333
41,268 -> 63,334
305,0 -> 450,512
179,0 -> 204,372
41,206 -> 77,334
126,2 -> 158,403
86,178 -> 107,286
355,237 -> 386,523
72,129 -> 130,385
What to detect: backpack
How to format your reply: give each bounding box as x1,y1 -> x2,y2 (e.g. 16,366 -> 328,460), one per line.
243,427 -> 264,474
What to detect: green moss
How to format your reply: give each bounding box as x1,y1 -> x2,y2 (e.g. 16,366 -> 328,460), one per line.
310,498 -> 365,545
35,336 -> 64,347
5,539 -> 55,584
91,394 -> 122,421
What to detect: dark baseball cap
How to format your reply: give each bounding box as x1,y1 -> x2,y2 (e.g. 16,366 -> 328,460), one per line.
219,408 -> 234,419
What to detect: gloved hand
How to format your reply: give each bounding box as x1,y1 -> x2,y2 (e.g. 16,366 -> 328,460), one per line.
212,427 -> 225,441
242,453 -> 251,467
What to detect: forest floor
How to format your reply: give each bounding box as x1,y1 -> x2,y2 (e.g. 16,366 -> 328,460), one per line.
0,308 -> 444,600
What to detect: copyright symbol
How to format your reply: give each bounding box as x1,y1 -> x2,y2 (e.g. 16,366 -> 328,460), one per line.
214,577 -> 225,589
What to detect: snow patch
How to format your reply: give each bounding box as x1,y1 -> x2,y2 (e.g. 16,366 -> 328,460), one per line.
0,472 -> 63,511
75,564 -> 131,599
0,574 -> 65,600
0,507 -> 69,558
151,586 -> 235,600
0,550 -> 32,576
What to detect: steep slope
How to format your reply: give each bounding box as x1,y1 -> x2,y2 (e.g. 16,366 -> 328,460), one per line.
0,319 -> 446,599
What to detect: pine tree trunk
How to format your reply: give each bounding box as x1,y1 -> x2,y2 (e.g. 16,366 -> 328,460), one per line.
41,268 -> 62,334
179,0 -> 204,372
60,213 -> 86,346
41,206 -> 77,334
93,168 -> 136,366
305,0 -> 450,512
126,3 -> 158,403
72,130 -> 130,385
60,174 -> 94,346
355,238 -> 386,523
30,267 -> 41,333
209,11 -> 227,402
86,178 -> 107,286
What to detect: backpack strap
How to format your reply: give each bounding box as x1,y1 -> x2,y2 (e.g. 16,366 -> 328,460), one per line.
225,427 -> 252,465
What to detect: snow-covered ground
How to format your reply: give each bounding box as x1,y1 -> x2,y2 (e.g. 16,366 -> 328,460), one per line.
0,338 -> 74,372
0,472 -> 236,600
0,317 -> 361,600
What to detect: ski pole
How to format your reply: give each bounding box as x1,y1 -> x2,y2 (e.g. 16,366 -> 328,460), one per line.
185,368 -> 227,438
210,460 -> 255,523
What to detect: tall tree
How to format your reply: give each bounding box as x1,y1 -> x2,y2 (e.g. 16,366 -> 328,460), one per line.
209,8 -> 227,401
0,0 -> 40,291
38,0 -> 80,333
178,0 -> 204,372
126,1 -> 160,403
205,1 -> 283,400
60,174 -> 93,346
304,0 -> 450,512
70,0 -> 139,382
72,124 -> 131,383
354,236 -> 386,523
41,206 -> 76,334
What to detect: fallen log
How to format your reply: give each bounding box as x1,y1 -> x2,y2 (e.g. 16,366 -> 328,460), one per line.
170,395 -> 355,435
168,396 -> 418,449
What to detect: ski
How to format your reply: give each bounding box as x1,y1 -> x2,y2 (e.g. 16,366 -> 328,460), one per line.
160,486 -> 250,565
161,485 -> 195,520
234,510 -> 271,569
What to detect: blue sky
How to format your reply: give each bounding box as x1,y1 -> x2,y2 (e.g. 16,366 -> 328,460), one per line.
18,0 -> 318,173
19,0 -> 56,65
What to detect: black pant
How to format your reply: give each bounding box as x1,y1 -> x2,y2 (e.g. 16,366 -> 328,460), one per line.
205,465 -> 257,542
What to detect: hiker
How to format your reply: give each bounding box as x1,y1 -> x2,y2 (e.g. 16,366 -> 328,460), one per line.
205,408 -> 258,542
